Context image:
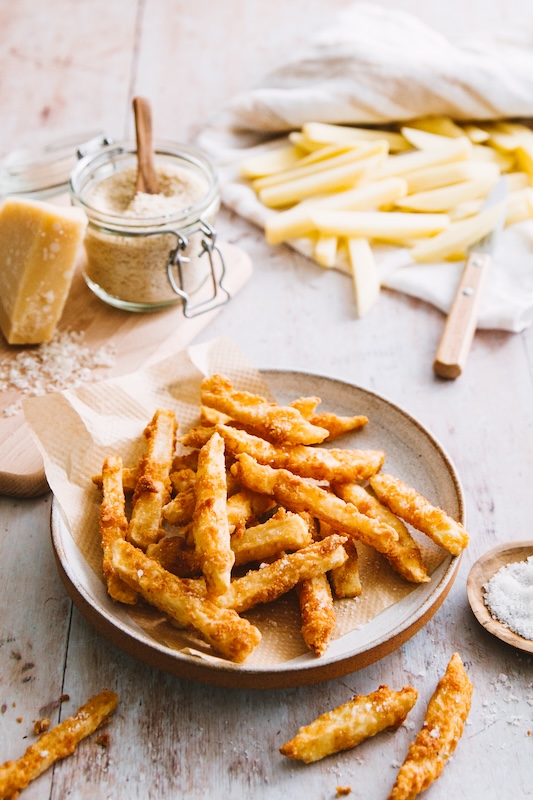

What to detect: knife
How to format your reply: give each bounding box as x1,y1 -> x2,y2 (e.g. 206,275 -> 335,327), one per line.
433,178 -> 507,379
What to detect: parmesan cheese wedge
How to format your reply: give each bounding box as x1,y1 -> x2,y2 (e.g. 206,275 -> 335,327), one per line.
0,197 -> 87,345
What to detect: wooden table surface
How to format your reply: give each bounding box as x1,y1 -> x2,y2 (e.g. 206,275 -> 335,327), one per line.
1,1 -> 533,798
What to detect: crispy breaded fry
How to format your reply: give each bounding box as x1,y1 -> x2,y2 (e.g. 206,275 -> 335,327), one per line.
111,539 -> 261,662
333,483 -> 430,583
162,486 -> 196,525
289,395 -> 321,418
192,431 -> 234,595
232,454 -> 399,553
321,522 -> 362,599
0,690 -> 119,799
280,685 -> 418,763
200,373 -> 329,445
127,408 -> 177,550
181,424 -> 384,482
99,455 -> 137,604
171,450 -> 199,472
388,653 -> 473,800
200,404 -> 232,426
369,473 -> 469,556
297,573 -> 336,656
308,411 -> 369,441
92,465 -> 138,492
170,468 -> 196,494
147,509 -> 312,575
185,534 -> 348,613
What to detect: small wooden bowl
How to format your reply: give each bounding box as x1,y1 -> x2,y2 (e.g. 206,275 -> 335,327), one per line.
467,540 -> 533,654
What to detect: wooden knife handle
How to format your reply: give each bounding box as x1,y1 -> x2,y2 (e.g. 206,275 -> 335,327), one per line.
433,252 -> 490,379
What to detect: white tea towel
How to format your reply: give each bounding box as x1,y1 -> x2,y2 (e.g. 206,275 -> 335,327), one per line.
198,2 -> 533,332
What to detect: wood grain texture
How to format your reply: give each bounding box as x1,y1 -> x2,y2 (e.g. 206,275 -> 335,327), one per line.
1,1 -> 533,798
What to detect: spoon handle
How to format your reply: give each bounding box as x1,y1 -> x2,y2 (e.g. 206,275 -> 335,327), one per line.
133,96 -> 159,194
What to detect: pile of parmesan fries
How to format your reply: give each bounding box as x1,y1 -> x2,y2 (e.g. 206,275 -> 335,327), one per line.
94,372 -> 469,664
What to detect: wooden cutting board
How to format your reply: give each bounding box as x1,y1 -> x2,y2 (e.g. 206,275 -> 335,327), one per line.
0,242 -> 252,497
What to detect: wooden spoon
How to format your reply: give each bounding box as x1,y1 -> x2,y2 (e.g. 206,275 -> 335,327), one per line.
467,540 -> 533,653
133,96 -> 159,194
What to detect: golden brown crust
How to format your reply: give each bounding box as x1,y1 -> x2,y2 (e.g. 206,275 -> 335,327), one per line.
232,453 -> 399,553
296,573 -> 336,656
308,411 -> 369,440
369,473 -> 469,556
99,455 -> 138,604
181,423 -> 384,482
280,685 -> 418,763
127,408 -> 177,550
388,653 -> 473,800
192,431 -> 234,596
111,539 -> 261,662
0,691 -> 119,799
333,483 -> 430,583
200,373 -> 329,445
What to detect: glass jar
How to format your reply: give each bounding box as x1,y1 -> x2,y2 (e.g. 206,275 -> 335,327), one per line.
69,139 -> 228,315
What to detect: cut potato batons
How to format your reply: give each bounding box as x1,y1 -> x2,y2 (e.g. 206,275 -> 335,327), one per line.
111,539 -> 261,662
127,408 -> 177,550
372,137 -> 471,180
0,690 -> 119,800
301,121 -> 411,153
388,653 -> 473,800
347,236 -> 380,317
200,373 -> 329,445
410,200 -> 505,262
240,143 -> 302,179
369,473 -> 469,556
310,210 -> 450,241
280,684 -> 418,763
395,171 -> 499,213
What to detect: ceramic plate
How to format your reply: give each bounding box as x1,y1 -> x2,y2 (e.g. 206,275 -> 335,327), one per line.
51,370 -> 464,689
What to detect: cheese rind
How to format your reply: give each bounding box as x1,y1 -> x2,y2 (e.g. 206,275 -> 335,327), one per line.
0,197 -> 87,344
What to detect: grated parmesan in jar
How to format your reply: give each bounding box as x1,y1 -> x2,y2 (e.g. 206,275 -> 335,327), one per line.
483,556 -> 533,640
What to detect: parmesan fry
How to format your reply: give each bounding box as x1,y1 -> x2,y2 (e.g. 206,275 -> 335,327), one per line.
111,539 -> 261,662
369,473 -> 469,556
200,373 -> 329,445
127,408 -> 177,550
388,653 -> 473,800
288,395 -> 321,418
232,453 -> 399,553
308,411 -> 369,440
297,573 -> 336,656
92,464 -> 138,492
181,423 -> 384,482
192,431 -> 234,595
280,685 -> 418,763
0,690 -> 119,799
162,485 -> 196,525
320,521 -> 362,599
147,509 -> 312,575
333,483 -> 430,583
185,533 -> 348,613
99,455 -> 138,604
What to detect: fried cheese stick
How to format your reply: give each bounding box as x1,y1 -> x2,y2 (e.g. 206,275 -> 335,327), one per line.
200,373 -> 329,445
127,408 -> 177,550
99,455 -> 137,604
333,483 -> 430,583
369,473 -> 469,556
388,653 -> 473,800
181,423 -> 384,482
232,453 -> 399,553
184,534 -> 348,613
111,539 -> 261,662
0,691 -> 119,799
191,431 -> 234,596
280,685 -> 418,763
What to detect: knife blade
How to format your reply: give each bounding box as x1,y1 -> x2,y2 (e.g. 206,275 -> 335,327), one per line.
433,177 -> 507,379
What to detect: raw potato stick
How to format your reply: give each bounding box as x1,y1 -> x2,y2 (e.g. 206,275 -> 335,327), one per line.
0,690 -> 119,799
388,653 -> 473,800
369,473 -> 469,556
233,453 -> 399,553
127,408 -> 177,550
280,685 -> 418,763
192,431 -> 234,595
181,423 -> 384,482
99,455 -> 137,604
111,539 -> 261,662
200,374 -> 329,445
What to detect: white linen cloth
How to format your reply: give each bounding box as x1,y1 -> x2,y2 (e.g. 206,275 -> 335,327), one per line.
198,3 -> 533,331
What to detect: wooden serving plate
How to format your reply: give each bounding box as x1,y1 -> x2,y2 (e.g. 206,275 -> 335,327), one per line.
0,242 -> 252,497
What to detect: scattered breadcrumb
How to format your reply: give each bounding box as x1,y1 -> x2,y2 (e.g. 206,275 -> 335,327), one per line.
33,718 -> 50,735
0,329 -> 115,417
336,787 -> 352,796
96,733 -> 111,748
